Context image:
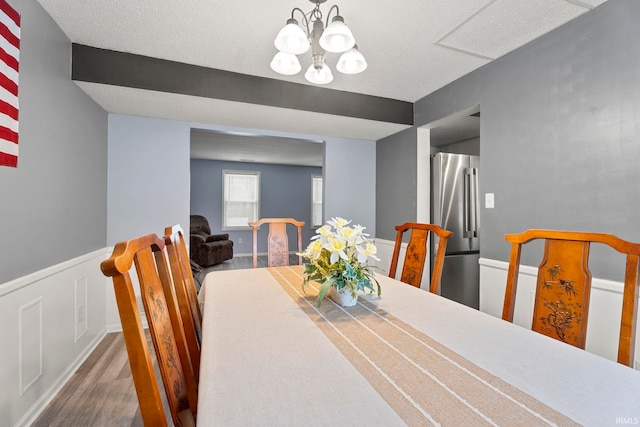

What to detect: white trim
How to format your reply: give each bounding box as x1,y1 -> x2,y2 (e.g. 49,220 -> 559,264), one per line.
75,277 -> 89,342
222,169 -> 261,231
416,127 -> 431,224
19,298 -> 43,396
311,174 -> 323,228
0,248 -> 111,297
479,257 -> 625,294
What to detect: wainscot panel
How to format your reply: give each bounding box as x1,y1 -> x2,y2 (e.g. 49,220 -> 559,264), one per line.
480,257 -> 640,370
0,248 -> 110,426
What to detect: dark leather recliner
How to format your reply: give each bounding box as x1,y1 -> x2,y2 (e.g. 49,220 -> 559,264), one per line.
189,215 -> 234,267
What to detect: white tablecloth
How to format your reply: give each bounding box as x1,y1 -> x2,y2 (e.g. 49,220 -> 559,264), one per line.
197,267 -> 640,426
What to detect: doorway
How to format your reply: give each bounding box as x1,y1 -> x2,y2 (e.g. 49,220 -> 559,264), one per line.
418,106 -> 481,309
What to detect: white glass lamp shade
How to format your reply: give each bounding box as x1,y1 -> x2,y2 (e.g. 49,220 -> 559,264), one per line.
319,17 -> 355,53
270,51 -> 302,75
336,46 -> 367,74
305,64 -> 333,84
274,21 -> 310,55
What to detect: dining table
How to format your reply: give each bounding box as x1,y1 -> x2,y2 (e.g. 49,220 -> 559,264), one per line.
196,265 -> 640,426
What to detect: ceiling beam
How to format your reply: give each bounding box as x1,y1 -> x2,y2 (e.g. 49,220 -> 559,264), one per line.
71,44 -> 413,126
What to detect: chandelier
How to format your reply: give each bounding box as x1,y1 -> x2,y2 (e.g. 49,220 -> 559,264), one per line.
270,0 -> 367,85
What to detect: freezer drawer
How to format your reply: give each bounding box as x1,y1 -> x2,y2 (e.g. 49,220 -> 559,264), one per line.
439,252 -> 480,309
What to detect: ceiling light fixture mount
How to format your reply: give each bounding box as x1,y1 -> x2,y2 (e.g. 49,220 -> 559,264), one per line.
270,0 -> 367,85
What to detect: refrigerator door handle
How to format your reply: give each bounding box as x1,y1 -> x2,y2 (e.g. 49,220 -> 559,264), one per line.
470,167 -> 478,238
464,169 -> 473,238
464,168 -> 479,239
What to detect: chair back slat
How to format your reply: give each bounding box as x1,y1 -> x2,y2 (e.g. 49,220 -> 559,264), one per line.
400,228 -> 429,286
165,225 -> 202,381
531,239 -> 591,348
620,254 -> 640,366
389,222 -> 453,293
249,218 -> 305,268
110,272 -> 167,426
502,229 -> 640,367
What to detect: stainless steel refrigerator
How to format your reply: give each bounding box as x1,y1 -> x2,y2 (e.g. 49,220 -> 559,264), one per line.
431,152 -> 480,309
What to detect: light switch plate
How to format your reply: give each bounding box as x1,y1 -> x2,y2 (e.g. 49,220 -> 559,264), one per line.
485,193 -> 495,209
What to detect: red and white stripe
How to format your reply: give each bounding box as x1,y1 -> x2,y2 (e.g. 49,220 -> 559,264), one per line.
0,0 -> 19,168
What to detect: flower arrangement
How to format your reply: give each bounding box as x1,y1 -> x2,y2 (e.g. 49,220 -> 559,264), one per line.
299,217 -> 381,307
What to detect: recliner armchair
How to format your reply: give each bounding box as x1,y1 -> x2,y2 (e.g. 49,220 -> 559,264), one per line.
189,215 -> 234,267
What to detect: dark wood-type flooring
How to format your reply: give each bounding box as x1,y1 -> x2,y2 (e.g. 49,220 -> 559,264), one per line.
31,255 -> 295,427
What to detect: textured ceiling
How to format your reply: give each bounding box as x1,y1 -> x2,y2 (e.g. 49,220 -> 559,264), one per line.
37,0 -> 608,164
191,129 -> 324,167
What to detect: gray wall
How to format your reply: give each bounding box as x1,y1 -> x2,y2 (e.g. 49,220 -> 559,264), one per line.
387,0 -> 639,281
376,127 -> 418,241
107,114 -> 190,246
323,138 -> 377,237
191,159 -> 322,254
105,116 -> 376,257
0,0 -> 107,284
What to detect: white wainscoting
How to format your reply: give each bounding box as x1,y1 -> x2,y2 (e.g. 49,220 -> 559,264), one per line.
0,248 -> 110,427
480,257 -> 640,370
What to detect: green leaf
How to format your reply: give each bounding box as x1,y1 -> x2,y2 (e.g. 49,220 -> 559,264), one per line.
342,262 -> 357,280
316,280 -> 333,308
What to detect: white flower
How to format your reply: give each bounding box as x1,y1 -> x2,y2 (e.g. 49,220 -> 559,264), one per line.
302,239 -> 323,260
353,224 -> 366,235
338,225 -> 357,243
357,242 -> 380,263
325,236 -> 349,264
312,224 -> 332,240
352,224 -> 368,244
300,217 -> 381,307
327,217 -> 350,229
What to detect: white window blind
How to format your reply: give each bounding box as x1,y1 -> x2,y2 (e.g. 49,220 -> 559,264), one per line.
223,170 -> 260,229
311,175 -> 323,228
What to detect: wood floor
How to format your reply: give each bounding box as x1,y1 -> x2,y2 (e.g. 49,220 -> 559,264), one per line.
31,255 -> 280,427
31,332 -> 146,427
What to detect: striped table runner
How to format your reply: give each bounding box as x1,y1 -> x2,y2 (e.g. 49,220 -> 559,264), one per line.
268,266 -> 579,427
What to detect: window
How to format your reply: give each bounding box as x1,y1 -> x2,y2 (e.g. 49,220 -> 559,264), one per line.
223,170 -> 260,230
311,175 -> 323,228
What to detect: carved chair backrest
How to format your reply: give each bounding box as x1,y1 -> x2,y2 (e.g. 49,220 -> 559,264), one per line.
101,234 -> 198,426
388,222 -> 453,292
249,218 -> 305,268
502,229 -> 640,367
164,224 -> 202,381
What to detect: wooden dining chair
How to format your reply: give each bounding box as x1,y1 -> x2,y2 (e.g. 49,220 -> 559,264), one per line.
101,234 -> 198,427
248,218 -> 305,268
389,222 -> 453,292
502,229 -> 640,367
164,224 -> 202,381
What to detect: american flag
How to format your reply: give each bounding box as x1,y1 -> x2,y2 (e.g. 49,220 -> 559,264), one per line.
0,0 -> 19,168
